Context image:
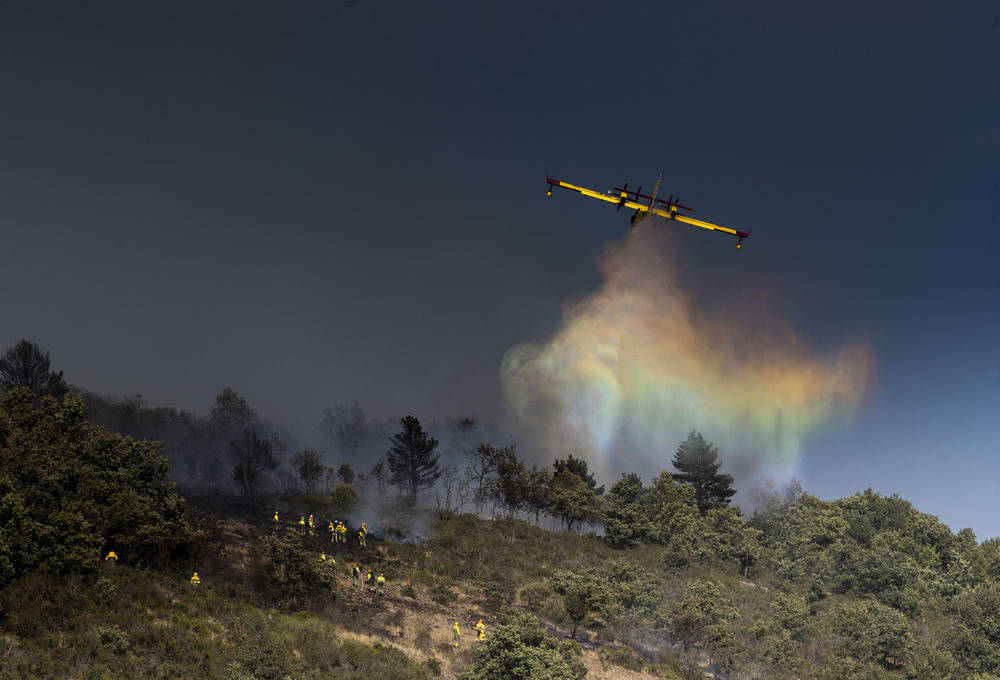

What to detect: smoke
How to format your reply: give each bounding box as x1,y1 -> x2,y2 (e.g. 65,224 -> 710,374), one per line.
501,222 -> 873,487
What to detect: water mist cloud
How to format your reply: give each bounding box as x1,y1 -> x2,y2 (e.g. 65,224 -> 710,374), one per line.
501,223 -> 873,486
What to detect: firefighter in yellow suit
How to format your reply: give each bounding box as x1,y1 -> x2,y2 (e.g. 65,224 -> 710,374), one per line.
190,572 -> 201,586
453,621 -> 461,647
476,619 -> 485,641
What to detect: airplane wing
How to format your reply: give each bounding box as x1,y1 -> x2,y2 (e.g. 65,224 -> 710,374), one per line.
627,199 -> 751,240
546,176 -> 623,206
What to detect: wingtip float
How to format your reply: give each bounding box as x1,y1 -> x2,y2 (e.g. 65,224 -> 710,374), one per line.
546,173 -> 751,250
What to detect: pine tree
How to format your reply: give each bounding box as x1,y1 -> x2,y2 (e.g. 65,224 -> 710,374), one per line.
386,415 -> 440,502
671,430 -> 736,513
553,454 -> 605,495
0,339 -> 68,399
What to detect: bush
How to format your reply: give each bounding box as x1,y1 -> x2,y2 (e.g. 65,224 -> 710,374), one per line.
225,613 -> 291,680
424,656 -> 443,677
461,607 -> 586,680
329,483 -> 360,517
96,625 -> 129,657
429,582 -> 457,605
410,569 -> 437,586
476,568 -> 516,613
599,644 -> 644,671
247,532 -> 337,609
519,581 -> 554,612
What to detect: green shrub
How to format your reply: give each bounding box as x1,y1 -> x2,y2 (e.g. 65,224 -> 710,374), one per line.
599,644 -> 644,671
424,656 -> 443,676
329,483 -> 360,517
94,576 -> 118,604
225,613 -> 290,680
429,582 -> 457,605
461,607 -> 586,680
476,568 -> 516,613
518,581 -> 553,612
96,625 -> 129,656
411,569 -> 437,586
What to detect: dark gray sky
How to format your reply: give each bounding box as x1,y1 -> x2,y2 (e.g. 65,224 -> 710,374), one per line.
2,2 -> 998,537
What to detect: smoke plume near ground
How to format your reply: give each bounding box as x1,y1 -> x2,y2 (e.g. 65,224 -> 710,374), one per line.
501,222 -> 873,487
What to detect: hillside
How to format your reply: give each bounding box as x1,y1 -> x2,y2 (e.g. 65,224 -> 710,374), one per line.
2,389 -> 1000,679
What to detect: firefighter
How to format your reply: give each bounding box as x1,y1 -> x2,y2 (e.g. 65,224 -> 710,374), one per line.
453,621 -> 461,647
105,550 -> 118,563
476,619 -> 485,641
318,552 -> 327,563
308,514 -> 315,536
299,516 -> 306,534
376,573 -> 385,596
366,569 -> 374,591
358,526 -> 367,547
190,572 -> 201,586
338,521 -> 347,543
352,564 -> 361,586
273,510 -> 279,525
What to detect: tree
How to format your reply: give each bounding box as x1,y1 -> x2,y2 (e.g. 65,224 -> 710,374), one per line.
644,471 -> 699,543
230,428 -> 280,499
553,454 -> 604,495
837,600 -> 913,667
289,449 -> 325,494
353,472 -> 370,498
522,464 -> 552,526
319,400 -> 367,454
603,473 -> 655,549
209,387 -> 259,432
329,483 -> 360,517
436,465 -> 469,512
465,442 -> 505,513
751,476 -> 803,522
547,469 -> 602,533
0,389 -> 194,584
336,461 -> 356,486
670,579 -> 739,669
492,445 -> 527,518
671,430 -> 736,513
0,339 -> 68,399
386,415 -> 441,502
369,458 -> 390,502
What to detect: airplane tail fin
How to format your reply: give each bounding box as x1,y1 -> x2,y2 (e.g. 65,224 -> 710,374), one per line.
648,174 -> 662,208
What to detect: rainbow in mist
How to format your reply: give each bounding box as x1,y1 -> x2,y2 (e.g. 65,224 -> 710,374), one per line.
501,223 -> 873,484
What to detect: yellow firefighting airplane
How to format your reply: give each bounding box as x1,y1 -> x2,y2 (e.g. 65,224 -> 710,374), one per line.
546,173 -> 751,249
